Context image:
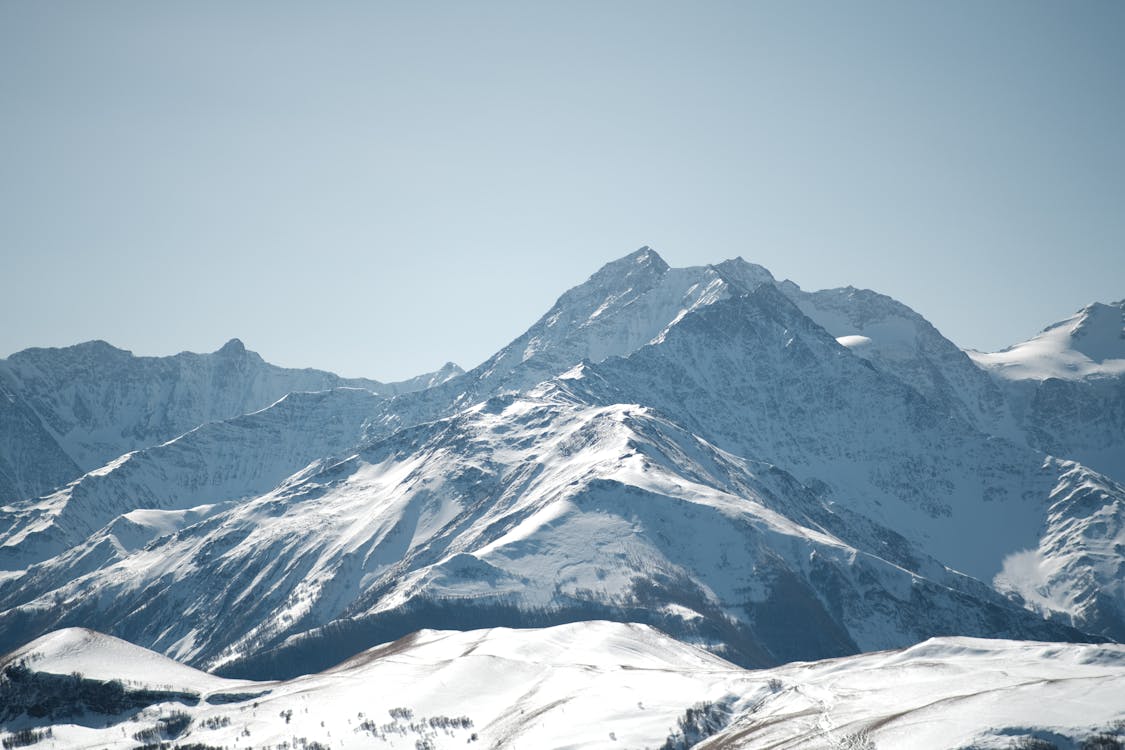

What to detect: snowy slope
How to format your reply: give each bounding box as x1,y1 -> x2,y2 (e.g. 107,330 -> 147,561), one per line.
994,461 -> 1125,641
0,339 -> 459,505
0,622 -> 748,750
969,300 -> 1125,381
704,635 -> 1125,750
3,623 -> 1122,750
0,387 -> 381,570
0,379 -> 81,511
1,627 -> 249,695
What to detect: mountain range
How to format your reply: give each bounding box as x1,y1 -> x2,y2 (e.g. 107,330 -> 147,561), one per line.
1,247 -> 1122,748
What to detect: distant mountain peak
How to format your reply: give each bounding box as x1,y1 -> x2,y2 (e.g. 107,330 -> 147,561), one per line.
597,246 -> 670,278
1069,300 -> 1125,362
16,339 -> 130,358
217,338 -> 247,356
1074,299 -> 1124,326
630,245 -> 666,265
76,339 -> 126,354
712,256 -> 777,292
970,299 -> 1125,380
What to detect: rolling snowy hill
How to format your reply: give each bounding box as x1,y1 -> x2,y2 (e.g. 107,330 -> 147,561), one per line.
2,623 -> 1122,750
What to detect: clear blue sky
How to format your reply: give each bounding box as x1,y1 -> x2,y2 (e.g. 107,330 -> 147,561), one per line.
2,1 -> 1123,380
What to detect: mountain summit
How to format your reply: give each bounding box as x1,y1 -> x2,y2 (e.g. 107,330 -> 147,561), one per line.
970,299 -> 1125,380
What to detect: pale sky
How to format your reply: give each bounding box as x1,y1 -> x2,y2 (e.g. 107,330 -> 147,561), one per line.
2,1 -> 1123,380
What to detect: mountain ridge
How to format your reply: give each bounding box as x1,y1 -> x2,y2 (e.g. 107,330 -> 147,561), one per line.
0,339 -> 462,506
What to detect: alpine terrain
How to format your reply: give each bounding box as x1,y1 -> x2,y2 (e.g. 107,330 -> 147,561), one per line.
1,247 -> 1122,749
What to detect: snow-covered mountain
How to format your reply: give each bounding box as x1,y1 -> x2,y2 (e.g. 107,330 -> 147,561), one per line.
538,283 -> 1125,643
0,339 -> 461,505
0,387 -> 1081,677
0,247 -> 1122,745
970,300 -> 1125,382
780,281 -> 1017,438
3,623 -> 1122,750
0,387 -> 382,570
0,380 -> 82,520
994,462 -> 1125,643
969,300 -> 1125,484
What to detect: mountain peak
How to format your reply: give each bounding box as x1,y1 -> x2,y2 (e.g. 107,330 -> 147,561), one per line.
970,298 -> 1125,380
604,246 -> 670,275
560,247 -> 671,303
1070,301 -> 1125,362
713,257 -> 777,292
1077,299 -> 1125,319
76,339 -> 125,354
6,339 -> 132,366
217,338 -> 247,357
629,245 -> 666,265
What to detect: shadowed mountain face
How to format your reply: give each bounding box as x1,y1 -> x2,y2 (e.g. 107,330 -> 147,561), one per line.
0,248 -> 1120,683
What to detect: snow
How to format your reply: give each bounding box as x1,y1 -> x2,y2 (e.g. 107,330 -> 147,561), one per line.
969,301 -> 1125,381
2,622 -> 747,750
710,636 -> 1125,749
835,334 -> 873,349
0,386 -> 383,570
4,624 -> 1122,750
1,628 -> 250,694
993,461 -> 1125,633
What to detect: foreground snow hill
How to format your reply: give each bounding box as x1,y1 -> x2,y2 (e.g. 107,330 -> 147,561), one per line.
2,622 -> 1123,750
